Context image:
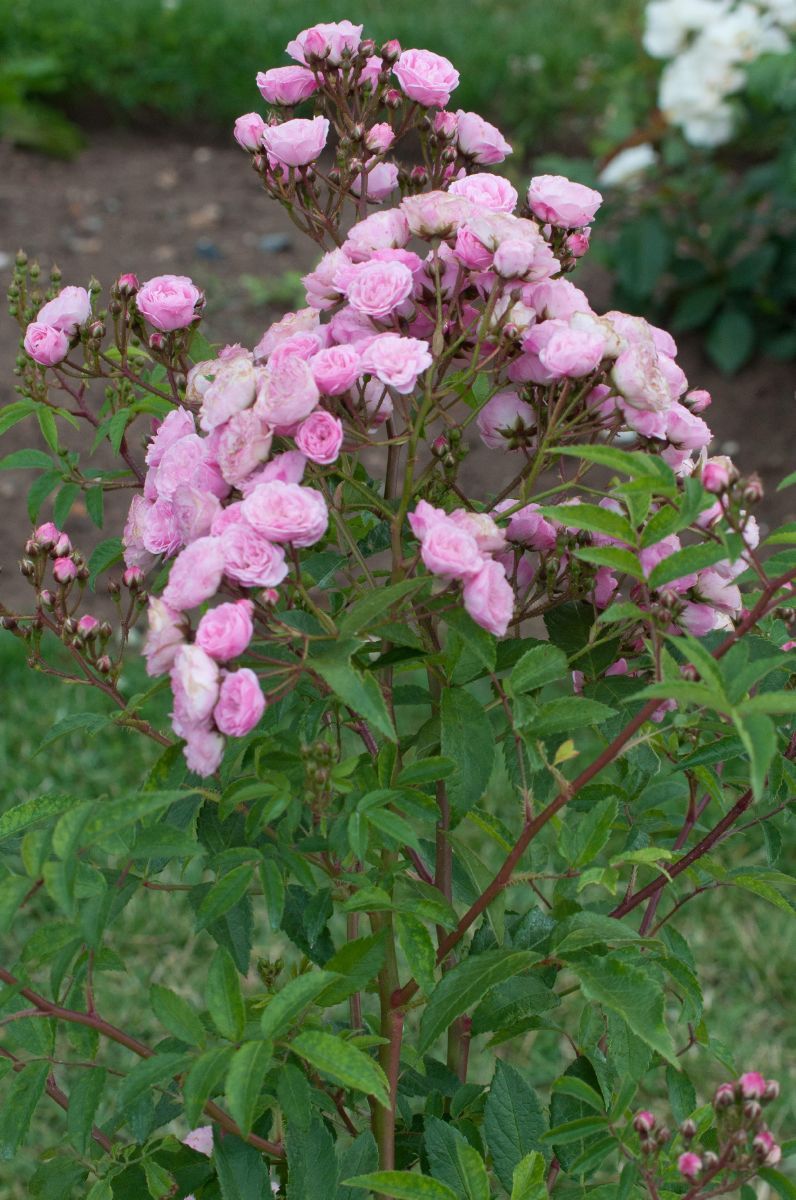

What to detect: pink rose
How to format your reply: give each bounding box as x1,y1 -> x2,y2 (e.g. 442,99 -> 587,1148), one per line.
344,259 -> 414,319
34,522 -> 60,547
243,450 -> 307,490
701,456 -> 734,493
537,324 -> 606,378
302,249 -> 351,309
213,410 -> 273,486
255,355 -> 319,428
220,523 -> 288,588
23,322 -> 70,366
351,160 -> 399,202
172,485 -> 221,544
496,500 -> 558,550
360,334 -> 432,394
696,569 -> 741,616
198,356 -> 257,432
477,392 -> 536,450
123,495 -> 157,572
527,175 -> 603,228
287,21 -> 363,66
182,1126 -> 214,1157
263,116 -> 329,167
566,230 -> 591,257
162,536 -> 225,611
254,308 -> 320,361
53,557 -> 77,584
592,566 -> 619,609
267,332 -> 325,369
146,407 -> 196,467
214,668 -> 266,737
242,481 -> 328,548
171,644 -> 220,725
420,519 -> 484,580
76,614 -> 99,637
295,411 -> 344,465
256,65 -> 319,105
493,238 -> 539,280
143,597 -> 184,677
665,404 -> 711,450
136,274 -> 203,332
393,49 -> 460,108
401,191 -> 470,238
611,343 -> 672,412
141,498 -> 183,557
448,510 -> 506,554
310,345 -> 362,395
527,278 -> 592,321
463,559 -> 514,636
233,112 -> 266,151
753,1130 -> 781,1167
362,379 -> 394,426
155,434 -> 230,501
184,727 -> 225,777
449,173 -> 518,212
408,499 -> 448,540
37,285 -> 91,333
677,1152 -> 702,1181
366,123 -> 396,153
453,226 -> 494,270
455,111 -> 512,164
345,209 -> 410,260
686,387 -> 711,413
196,600 -> 254,662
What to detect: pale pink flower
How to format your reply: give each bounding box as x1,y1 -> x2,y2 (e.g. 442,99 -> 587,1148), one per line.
449,510 -> 506,554
420,520 -> 484,580
242,481 -> 328,548
171,644 -> 220,725
527,278 -> 592,321
477,392 -> 536,450
198,356 -> 257,432
196,600 -> 254,662
242,450 -> 307,491
213,410 -> 274,486
23,322 -> 70,366
753,1130 -> 782,1166
527,175 -> 603,228
123,495 -> 157,572
146,407 -> 197,467
302,249 -> 351,308
665,404 -> 712,450
254,308 -> 320,360
408,500 -> 448,540
739,1072 -> 768,1100
537,323 -> 606,378
310,345 -> 362,395
680,602 -> 722,637
155,435 -> 230,501
184,728 -> 225,777
350,159 -> 399,202
76,614 -> 100,637
686,388 -> 712,413
295,411 -> 344,464
701,456 -> 733,493
162,537 -> 226,611
182,1126 -> 214,1157
263,117 -> 329,167
455,111 -> 512,164
143,597 -> 184,676
344,259 -> 414,319
449,173 -> 518,212
37,285 -> 91,333
286,21 -> 363,66
267,332 -> 325,369
53,557 -> 77,583
256,66 -> 319,105
393,49 -> 460,107
401,190 -> 471,238
255,355 -> 319,429
220,523 -> 289,588
612,342 -> 673,412
677,1153 -> 702,1181
360,334 -> 432,394
345,209 -> 410,259
233,112 -> 266,151
136,274 -> 203,331
365,123 -> 396,153
141,498 -> 183,557
361,378 -> 394,426
214,668 -> 266,737
496,500 -> 558,551
463,559 -> 514,636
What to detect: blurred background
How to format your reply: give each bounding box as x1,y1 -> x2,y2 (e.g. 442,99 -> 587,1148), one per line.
0,2 -> 794,1193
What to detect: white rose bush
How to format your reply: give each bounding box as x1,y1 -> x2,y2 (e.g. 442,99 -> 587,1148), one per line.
1,21 -> 796,1200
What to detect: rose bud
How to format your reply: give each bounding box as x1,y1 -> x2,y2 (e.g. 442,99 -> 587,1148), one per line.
259,588 -> 279,606
384,88 -> 403,110
38,589 -> 54,609
633,1111 -> 655,1136
714,1082 -> 735,1109
380,39 -> 401,63
20,558 -> 36,578
739,1072 -> 767,1101
24,539 -> 40,557
77,614 -> 100,638
123,566 -> 145,590
763,1079 -> 780,1103
34,521 -> 60,548
680,1119 -> 697,1140
149,332 -> 166,352
702,1152 -> 718,1170
107,578 -> 121,597
63,618 -> 77,636
96,655 -> 112,674
53,533 -> 72,557
117,273 -> 140,296
677,1152 -> 702,1181
742,474 -> 763,505
744,1100 -> 762,1122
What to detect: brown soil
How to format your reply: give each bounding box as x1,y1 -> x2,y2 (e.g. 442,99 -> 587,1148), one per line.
0,131 -> 794,610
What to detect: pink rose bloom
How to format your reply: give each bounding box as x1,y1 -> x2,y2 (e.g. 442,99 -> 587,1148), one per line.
351,160 -> 399,203
345,209 -> 410,260
136,274 -> 203,332
182,1126 -> 214,1157
220,523 -> 289,588
256,65 -> 319,105
527,175 -> 603,228
172,486 -> 221,544
701,456 -> 734,493
677,1153 -> 702,1181
310,345 -> 362,395
612,342 -> 672,412
448,510 -> 506,554
696,569 -> 741,616
199,356 -> 258,432
184,727 -> 225,777
214,668 -> 266,737
665,404 -> 711,451
449,173 -> 518,212
497,500 -> 558,551
196,600 -> 254,662
393,49 -> 460,107
244,449 -> 307,490
658,353 -> 688,399
453,226 -> 494,270
360,334 -> 432,394
463,559 -> 514,636
366,123 -> 396,153
420,519 -> 484,580
361,378 -> 394,426
538,324 -> 606,378
141,498 -> 182,557
455,111 -> 512,164
408,499 -> 448,540
401,190 -> 471,238
493,238 -> 539,280
254,308 -> 320,361
146,407 -> 196,467
213,410 -> 273,486
303,249 -> 351,309
53,556 -> 77,584
263,116 -> 329,167
477,392 -> 536,450
344,259 -> 414,319
37,285 -> 91,333
295,411 -> 344,465
162,536 -> 225,611
255,355 -> 319,428
679,602 -> 723,637
76,614 -> 99,637
242,481 -> 328,548
233,112 -> 266,151
156,435 -> 230,501
267,331 -> 325,369
287,21 -> 363,66
171,644 -> 220,725
23,322 -> 70,366
527,278 -> 592,321
592,567 -> 618,609
123,495 -> 156,572
639,535 -> 694,590
143,597 -> 184,676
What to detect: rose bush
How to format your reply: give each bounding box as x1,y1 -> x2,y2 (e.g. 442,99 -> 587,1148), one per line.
1,19 -> 795,1200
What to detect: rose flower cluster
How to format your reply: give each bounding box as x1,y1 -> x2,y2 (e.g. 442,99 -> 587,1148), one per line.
20,19 -> 764,776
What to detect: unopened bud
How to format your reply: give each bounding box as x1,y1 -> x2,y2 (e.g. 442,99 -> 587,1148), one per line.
743,1100 -> 762,1122
53,533 -> 71,557
350,123 -> 365,142
38,589 -> 54,610
657,587 -> 681,611
76,565 -> 90,582
77,614 -> 100,638
259,588 -> 279,606
99,621 -> 112,639
742,474 -> 763,505
107,578 -> 121,596
440,146 -> 458,165
655,1127 -> 670,1146
431,434 -> 449,458
380,39 -> 401,63
359,38 -> 376,58
87,320 -> 105,341
116,273 -> 139,296
680,663 -> 699,682
34,521 -> 59,549
20,558 -> 35,578
148,332 -> 165,352
763,1079 -> 780,1102
679,1119 -> 697,1140
96,655 -> 112,674
108,298 -> 124,318
633,1111 -> 656,1136
384,88 -> 402,110
702,1151 -> 718,1170
63,618 -> 77,636
122,566 -> 144,590
410,165 -> 428,187
714,1082 -> 736,1110
15,249 -> 28,267
0,616 -> 18,631
24,539 -> 40,557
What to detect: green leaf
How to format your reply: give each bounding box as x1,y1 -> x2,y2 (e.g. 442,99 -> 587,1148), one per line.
573,957 -> 677,1064
397,757 -> 456,786
206,947 -> 245,1041
287,1115 -> 339,1200
0,400 -> 37,436
541,504 -> 635,544
261,971 -> 339,1040
312,642 -> 396,742
291,1031 -> 390,1108
337,1132 -> 379,1200
278,1062 -> 312,1131
0,1061 -> 50,1156
541,1116 -> 609,1145
183,1046 -> 234,1128
86,485 -> 104,528
0,792 -> 77,845
116,1053 -> 186,1115
0,875 -> 32,935
520,697 -> 616,737
706,308 -> 755,374
554,444 -> 674,485
648,542 -> 735,589
666,1064 -> 696,1124
732,710 -> 777,799
215,1132 -> 271,1200
551,1077 -> 605,1112
483,1060 -> 547,1192
395,914 -> 436,996
225,1040 -> 272,1136
420,951 -> 537,1054
509,644 -> 569,694
339,578 -> 428,635
196,864 -> 255,931
470,976 -> 559,1035
510,1152 -> 547,1200
321,934 -> 387,1005
366,805 -> 423,853
344,1174 -> 457,1200
444,608 -> 497,673
559,797 -> 618,867
53,482 -> 80,527
441,689 -> 495,821
259,859 -> 285,930
452,1143 -> 489,1200
573,545 -> 643,579
150,984 -> 206,1047
0,448 -> 54,470
143,1160 -> 177,1199
87,538 -> 123,589
758,1168 -> 796,1199
27,470 -> 61,521
37,407 -> 58,451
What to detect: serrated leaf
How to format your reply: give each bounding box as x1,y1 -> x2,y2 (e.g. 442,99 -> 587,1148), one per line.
648,542 -> 734,589
0,1061 -> 50,1157
510,1152 -> 547,1200
345,1174 -> 457,1200
312,642 -> 396,742
573,957 -> 677,1064
520,697 -> 616,737
419,951 -> 537,1053
150,984 -> 206,1047
573,546 -> 643,579
509,644 -> 569,694
337,1132 -> 379,1200
196,864 -> 255,931
291,1031 -> 390,1108
259,859 -> 285,930
0,792 -> 77,845
215,1131 -> 271,1200
732,710 -> 777,799
87,538 -> 123,589
261,971 -> 339,1041
183,1045 -> 234,1128
66,1066 -> 107,1155
287,1114 -> 339,1200
0,448 -> 54,470
225,1040 -> 272,1136
143,1159 -> 176,1199
484,1060 -> 547,1191
541,503 -> 635,544
206,947 -> 245,1041
397,757 -> 456,786
339,578 -> 428,636
116,1052 -> 187,1115
395,914 -> 436,996
441,689 -> 495,821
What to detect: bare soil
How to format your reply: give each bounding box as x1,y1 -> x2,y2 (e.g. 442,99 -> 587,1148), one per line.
0,131 -> 794,609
